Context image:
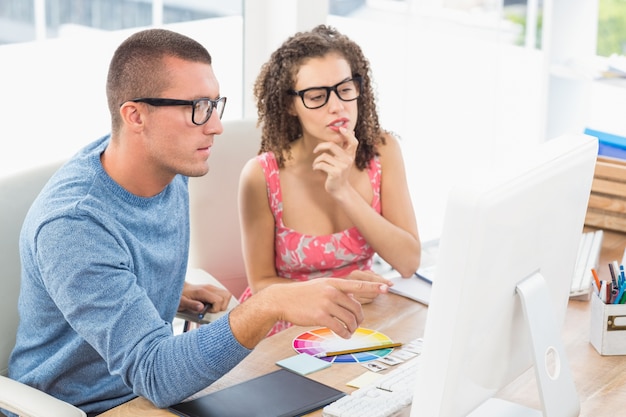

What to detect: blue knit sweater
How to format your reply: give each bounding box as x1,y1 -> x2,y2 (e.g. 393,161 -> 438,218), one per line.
7,135 -> 251,415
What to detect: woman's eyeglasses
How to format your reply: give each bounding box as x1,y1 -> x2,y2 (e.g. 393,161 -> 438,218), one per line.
288,77 -> 362,110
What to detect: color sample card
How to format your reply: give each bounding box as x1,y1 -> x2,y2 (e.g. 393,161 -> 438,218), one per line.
276,354 -> 332,375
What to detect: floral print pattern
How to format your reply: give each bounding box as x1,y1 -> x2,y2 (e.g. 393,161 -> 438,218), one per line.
239,151 -> 382,336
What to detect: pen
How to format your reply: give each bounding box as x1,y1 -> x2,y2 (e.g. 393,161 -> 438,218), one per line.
614,285 -> 626,305
608,263 -> 618,289
600,281 -> 607,303
315,342 -> 402,357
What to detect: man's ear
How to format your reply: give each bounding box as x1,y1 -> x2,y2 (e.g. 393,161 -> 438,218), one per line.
119,102 -> 144,131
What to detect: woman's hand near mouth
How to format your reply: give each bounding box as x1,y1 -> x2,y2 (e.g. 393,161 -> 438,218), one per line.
312,126 -> 359,196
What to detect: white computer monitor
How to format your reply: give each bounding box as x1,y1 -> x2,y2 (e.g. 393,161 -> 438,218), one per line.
411,133 -> 598,417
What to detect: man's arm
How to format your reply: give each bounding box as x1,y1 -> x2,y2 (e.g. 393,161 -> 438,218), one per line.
228,278 -> 389,348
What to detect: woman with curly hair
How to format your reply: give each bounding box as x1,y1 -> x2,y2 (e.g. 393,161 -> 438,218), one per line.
238,25 -> 421,336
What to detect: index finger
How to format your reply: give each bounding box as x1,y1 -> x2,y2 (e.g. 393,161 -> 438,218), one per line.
347,270 -> 394,286
339,127 -> 359,152
332,279 -> 389,296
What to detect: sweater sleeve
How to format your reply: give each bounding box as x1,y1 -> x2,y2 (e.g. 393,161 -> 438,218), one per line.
33,214 -> 251,407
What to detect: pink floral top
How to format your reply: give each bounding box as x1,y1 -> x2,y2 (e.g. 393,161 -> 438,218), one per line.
239,151 -> 382,336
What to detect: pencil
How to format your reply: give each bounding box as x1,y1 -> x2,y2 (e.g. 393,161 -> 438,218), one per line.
591,268 -> 601,293
315,342 -> 403,358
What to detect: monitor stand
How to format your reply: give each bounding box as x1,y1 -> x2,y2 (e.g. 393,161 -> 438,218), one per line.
467,272 -> 580,417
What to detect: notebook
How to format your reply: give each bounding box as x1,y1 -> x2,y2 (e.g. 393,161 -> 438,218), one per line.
388,274 -> 433,305
168,369 -> 346,417
373,238 -> 439,305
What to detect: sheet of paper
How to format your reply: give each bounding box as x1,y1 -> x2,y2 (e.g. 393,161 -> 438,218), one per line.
346,371 -> 382,388
388,275 -> 431,305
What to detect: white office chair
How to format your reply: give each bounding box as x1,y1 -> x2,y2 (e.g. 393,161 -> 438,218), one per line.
187,118 -> 261,299
0,161 -> 87,417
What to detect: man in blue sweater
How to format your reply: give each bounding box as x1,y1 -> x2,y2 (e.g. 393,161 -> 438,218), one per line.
6,28 -> 388,416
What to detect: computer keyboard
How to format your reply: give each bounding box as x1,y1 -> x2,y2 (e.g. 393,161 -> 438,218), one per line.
322,340 -> 423,417
570,229 -> 604,300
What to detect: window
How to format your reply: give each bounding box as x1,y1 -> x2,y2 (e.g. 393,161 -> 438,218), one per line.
598,0 -> 626,56
0,0 -> 242,44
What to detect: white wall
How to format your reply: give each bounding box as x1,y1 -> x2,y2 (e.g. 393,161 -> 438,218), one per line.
328,12 -> 545,240
0,17 -> 243,177
2,7 -> 605,241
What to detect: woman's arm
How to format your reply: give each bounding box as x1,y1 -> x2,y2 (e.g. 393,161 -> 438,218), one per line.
321,130 -> 421,277
238,158 -> 293,294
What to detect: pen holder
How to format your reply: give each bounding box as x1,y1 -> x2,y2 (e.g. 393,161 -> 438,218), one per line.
590,294 -> 626,355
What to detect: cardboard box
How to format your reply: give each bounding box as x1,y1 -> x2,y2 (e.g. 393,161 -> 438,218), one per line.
590,293 -> 626,355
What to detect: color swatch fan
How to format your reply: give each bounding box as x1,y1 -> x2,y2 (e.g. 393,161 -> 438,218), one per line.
292,327 -> 396,363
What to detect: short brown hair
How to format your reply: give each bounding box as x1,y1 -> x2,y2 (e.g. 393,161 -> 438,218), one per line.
106,28 -> 212,134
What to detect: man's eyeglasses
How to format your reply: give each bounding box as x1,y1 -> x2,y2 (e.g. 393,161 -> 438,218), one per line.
127,96 -> 227,125
288,77 -> 362,110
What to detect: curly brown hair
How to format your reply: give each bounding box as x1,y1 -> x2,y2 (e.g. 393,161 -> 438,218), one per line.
254,24 -> 385,170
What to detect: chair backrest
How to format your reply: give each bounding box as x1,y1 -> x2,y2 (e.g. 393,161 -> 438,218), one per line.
0,161 -> 64,376
188,119 -> 261,298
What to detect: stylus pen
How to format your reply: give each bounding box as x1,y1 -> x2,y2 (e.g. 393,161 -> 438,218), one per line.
197,303 -> 211,320
315,342 -> 402,358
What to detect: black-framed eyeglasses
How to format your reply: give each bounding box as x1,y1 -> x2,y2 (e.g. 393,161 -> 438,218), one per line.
288,76 -> 362,110
127,96 -> 227,125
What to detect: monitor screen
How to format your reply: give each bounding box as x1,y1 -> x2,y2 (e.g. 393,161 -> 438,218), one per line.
411,133 -> 598,417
